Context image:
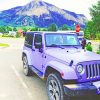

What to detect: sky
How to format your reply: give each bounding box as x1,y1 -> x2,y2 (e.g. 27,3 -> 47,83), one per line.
0,0 -> 99,19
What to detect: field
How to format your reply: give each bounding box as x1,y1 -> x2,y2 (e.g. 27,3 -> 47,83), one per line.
91,40 -> 100,52
0,43 -> 9,47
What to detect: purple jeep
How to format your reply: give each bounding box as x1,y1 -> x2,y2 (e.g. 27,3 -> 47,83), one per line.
22,31 -> 100,100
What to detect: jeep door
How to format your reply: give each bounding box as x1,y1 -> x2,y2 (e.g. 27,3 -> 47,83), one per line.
32,33 -> 43,72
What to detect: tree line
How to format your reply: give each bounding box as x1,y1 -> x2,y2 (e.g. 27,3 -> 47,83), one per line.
0,24 -> 68,33
84,0 -> 100,39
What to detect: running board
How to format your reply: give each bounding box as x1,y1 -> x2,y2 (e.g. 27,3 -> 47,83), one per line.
30,66 -> 43,78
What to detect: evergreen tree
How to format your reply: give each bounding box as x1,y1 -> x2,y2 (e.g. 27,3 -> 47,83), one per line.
0,26 -> 6,33
13,27 -> 17,31
84,21 -> 95,39
48,23 -> 58,31
22,27 -> 27,32
31,27 -> 38,31
90,0 -> 100,33
61,24 -> 68,30
4,26 -> 12,33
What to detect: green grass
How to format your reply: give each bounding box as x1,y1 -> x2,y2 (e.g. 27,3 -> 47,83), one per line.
91,40 -> 100,42
0,43 -> 9,47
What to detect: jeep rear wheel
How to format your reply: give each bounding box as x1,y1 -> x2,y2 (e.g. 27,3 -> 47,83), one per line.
46,73 -> 66,100
23,56 -> 32,76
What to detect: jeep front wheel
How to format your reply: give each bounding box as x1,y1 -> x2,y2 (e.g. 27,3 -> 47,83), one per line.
46,73 -> 66,100
23,56 -> 32,76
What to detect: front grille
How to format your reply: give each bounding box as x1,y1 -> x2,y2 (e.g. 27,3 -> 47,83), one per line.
86,64 -> 100,78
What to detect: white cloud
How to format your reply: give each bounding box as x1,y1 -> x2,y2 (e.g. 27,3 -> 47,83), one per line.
0,0 -> 99,19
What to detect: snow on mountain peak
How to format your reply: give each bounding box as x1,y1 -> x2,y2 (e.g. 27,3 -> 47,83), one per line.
17,0 -> 50,17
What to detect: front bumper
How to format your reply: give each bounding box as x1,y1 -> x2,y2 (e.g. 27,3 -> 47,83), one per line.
64,81 -> 100,97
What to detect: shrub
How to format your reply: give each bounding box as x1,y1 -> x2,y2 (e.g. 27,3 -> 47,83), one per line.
16,32 -> 19,38
95,33 -> 100,40
96,50 -> 100,54
96,45 -> 100,54
86,43 -> 93,51
84,34 -> 90,39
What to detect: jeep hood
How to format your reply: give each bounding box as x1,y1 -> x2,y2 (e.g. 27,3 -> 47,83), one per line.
45,48 -> 100,65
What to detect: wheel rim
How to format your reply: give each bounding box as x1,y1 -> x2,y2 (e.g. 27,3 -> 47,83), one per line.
23,57 -> 28,75
48,80 -> 60,100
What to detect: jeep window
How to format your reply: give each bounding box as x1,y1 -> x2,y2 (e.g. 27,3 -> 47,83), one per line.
45,34 -> 80,47
25,32 -> 34,48
34,34 -> 42,48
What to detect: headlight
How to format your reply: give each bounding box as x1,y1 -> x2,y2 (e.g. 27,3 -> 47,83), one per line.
77,65 -> 83,73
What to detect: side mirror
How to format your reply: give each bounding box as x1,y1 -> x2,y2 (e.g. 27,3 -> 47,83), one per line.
34,42 -> 42,49
81,39 -> 86,49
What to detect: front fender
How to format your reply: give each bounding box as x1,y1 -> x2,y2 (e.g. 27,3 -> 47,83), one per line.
22,50 -> 32,65
44,61 -> 78,80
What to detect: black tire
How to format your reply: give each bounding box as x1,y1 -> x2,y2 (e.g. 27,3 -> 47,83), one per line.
23,55 -> 32,76
46,73 -> 67,100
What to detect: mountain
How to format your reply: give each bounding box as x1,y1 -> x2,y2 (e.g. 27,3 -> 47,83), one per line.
0,0 -> 87,28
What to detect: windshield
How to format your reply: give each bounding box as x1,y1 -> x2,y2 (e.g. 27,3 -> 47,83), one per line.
45,33 -> 80,47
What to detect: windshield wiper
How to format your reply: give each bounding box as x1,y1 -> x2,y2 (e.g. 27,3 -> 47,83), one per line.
72,46 -> 78,49
63,45 -> 79,49
48,44 -> 65,49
